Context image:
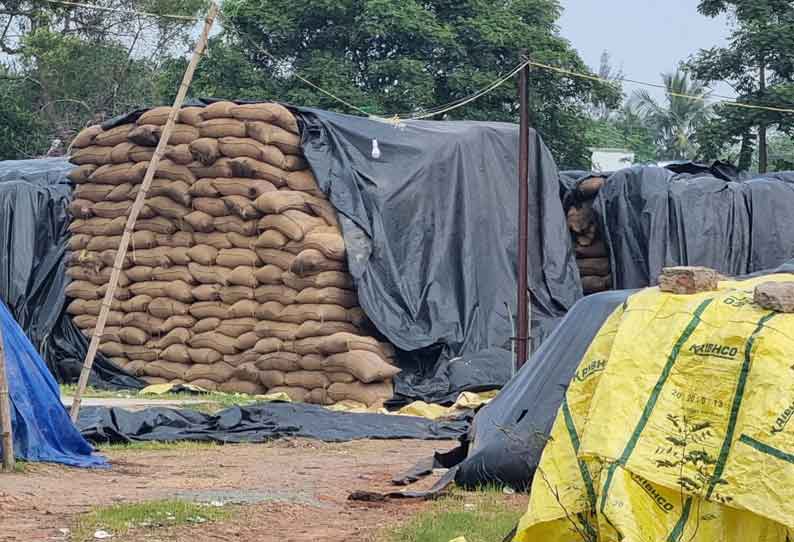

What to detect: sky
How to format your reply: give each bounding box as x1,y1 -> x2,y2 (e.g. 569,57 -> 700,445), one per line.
558,0 -> 734,100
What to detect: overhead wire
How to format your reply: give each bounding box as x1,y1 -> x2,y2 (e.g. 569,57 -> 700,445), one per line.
398,60 -> 531,121
40,0 -> 199,21
527,59 -> 794,114
221,9 -> 533,121
218,11 -> 376,118
29,1 -> 794,117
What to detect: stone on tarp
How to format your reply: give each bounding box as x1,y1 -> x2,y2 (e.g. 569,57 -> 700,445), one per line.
754,281 -> 794,313
658,266 -> 719,294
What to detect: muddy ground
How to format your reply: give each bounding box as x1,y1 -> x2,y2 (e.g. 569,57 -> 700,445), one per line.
0,439 -> 455,542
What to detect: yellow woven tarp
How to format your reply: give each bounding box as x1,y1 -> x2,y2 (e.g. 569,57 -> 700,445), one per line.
515,274 -> 794,541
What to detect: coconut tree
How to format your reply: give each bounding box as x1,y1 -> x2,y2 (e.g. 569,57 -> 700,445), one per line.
632,70 -> 712,160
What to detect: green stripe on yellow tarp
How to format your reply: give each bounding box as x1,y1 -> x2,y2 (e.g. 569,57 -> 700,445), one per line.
600,299 -> 713,512
706,312 -> 776,500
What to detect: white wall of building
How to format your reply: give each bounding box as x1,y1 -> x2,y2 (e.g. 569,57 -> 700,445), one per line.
591,149 -> 635,172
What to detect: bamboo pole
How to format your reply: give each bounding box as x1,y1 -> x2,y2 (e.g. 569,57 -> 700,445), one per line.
0,324 -> 15,472
70,2 -> 219,422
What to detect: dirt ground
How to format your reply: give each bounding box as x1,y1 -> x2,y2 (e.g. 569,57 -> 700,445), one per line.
0,439 -> 455,542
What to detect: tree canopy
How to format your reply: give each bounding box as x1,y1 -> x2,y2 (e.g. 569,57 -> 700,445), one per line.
214,0 -> 620,167
0,0 -> 619,168
688,0 -> 794,172
0,0 -> 205,159
631,70 -> 711,161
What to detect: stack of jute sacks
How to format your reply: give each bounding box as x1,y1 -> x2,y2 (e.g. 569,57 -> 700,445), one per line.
566,176 -> 611,295
64,101 -> 398,407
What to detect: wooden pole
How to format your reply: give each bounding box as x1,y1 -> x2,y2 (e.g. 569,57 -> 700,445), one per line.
515,51 -> 530,369
0,324 -> 15,472
70,2 -> 219,422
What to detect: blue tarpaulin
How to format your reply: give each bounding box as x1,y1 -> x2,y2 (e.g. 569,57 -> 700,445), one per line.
0,300 -> 106,467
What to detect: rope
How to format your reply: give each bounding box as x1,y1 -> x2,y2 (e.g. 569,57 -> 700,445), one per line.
400,60 -> 531,121
30,1 -> 794,117
40,0 -> 199,21
218,13 -> 378,118
527,59 -> 794,115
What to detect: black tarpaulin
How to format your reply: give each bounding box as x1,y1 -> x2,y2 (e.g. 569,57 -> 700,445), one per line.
0,158 -> 142,389
297,109 -> 582,387
77,403 -> 470,444
389,347 -> 514,407
663,159 -> 747,182
597,166 -> 794,289
453,290 -> 632,490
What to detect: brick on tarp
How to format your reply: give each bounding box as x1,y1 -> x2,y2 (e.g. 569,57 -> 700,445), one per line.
658,266 -> 719,294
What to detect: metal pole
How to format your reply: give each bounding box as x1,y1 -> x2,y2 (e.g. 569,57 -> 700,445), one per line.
70,2 -> 219,422
0,324 -> 15,472
515,51 -> 530,370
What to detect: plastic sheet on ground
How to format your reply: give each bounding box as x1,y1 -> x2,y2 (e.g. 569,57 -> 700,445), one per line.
0,300 -> 106,467
77,402 -> 470,444
389,347 -> 514,406
0,158 -> 142,389
515,274 -> 794,541
598,165 -> 794,289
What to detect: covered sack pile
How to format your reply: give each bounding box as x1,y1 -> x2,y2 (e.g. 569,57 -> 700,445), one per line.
514,274 -> 794,541
65,102 -> 398,407
596,164 -> 794,290
297,110 -> 581,405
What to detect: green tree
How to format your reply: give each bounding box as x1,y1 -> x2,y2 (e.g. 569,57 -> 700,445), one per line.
688,0 -> 794,172
0,0 -> 205,157
631,70 -> 712,160
768,130 -> 794,170
586,105 -> 658,165
0,65 -> 47,159
215,0 -> 620,168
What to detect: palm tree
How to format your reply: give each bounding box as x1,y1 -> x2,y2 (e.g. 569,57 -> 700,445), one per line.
632,70 -> 712,160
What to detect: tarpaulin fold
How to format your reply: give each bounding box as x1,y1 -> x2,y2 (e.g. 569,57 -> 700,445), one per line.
0,300 -> 106,467
453,290 -> 633,490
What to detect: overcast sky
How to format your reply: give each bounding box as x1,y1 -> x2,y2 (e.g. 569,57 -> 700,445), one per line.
558,0 -> 733,100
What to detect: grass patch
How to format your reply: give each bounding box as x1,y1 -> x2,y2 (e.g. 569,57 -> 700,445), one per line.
72,499 -> 233,542
0,460 -> 27,473
387,488 -> 523,542
60,384 -> 134,399
100,440 -> 219,452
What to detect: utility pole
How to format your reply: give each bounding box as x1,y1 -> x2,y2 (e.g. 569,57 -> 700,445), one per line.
759,62 -> 768,174
515,51 -> 531,370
